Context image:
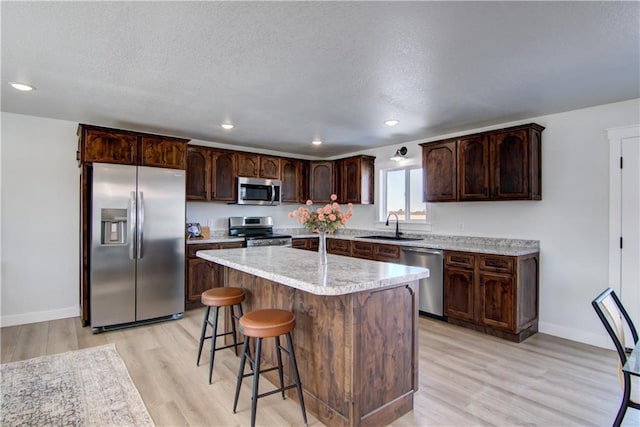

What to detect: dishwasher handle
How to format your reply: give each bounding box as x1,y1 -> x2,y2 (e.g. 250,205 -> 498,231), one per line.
401,247 -> 443,256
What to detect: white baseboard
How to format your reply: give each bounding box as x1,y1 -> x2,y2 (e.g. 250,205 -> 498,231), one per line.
539,320 -> 612,350
1,306 -> 79,328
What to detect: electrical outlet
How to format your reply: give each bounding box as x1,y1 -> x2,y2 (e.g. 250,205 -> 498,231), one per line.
458,222 -> 465,231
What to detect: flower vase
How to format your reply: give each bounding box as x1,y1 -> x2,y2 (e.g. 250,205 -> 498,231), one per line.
318,230 -> 328,265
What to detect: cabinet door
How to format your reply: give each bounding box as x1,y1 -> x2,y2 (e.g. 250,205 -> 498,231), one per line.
141,137 -> 187,169
83,129 -> 137,165
282,158 -> 301,203
211,150 -> 237,201
187,258 -> 218,303
422,140 -> 457,202
309,161 -> 334,203
490,130 -> 530,199
186,146 -> 211,201
459,135 -> 490,200
260,156 -> 281,179
479,272 -> 514,330
237,153 -> 260,177
444,267 -> 475,321
341,156 -> 375,204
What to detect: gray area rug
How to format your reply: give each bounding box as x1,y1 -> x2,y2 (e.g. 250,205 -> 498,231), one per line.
1,344 -> 154,426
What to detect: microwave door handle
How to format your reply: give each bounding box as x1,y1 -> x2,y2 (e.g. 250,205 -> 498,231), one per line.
271,184 -> 276,205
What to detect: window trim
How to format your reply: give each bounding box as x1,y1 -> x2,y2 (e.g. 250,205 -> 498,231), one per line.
378,165 -> 431,229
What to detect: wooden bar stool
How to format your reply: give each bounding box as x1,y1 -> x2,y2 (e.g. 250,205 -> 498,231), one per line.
232,309 -> 308,427
197,287 -> 245,384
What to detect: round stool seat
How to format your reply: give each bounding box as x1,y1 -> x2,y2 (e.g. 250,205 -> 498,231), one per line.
240,309 -> 295,338
201,287 -> 245,307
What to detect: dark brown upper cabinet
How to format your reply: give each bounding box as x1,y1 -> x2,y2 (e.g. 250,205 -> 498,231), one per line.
186,146 -> 211,200
422,140 -> 457,202
237,153 -> 281,179
338,155 -> 375,204
211,149 -> 237,201
141,136 -> 187,169
421,123 -> 543,202
458,135 -> 490,201
309,161 -> 335,203
186,146 -> 236,201
77,124 -> 188,169
281,158 -> 308,203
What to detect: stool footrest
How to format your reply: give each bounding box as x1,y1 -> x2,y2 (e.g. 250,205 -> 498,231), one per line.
256,383 -> 297,400
240,364 -> 280,379
203,330 -> 237,341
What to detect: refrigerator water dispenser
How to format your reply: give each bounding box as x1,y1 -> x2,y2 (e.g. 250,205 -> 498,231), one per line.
100,208 -> 127,245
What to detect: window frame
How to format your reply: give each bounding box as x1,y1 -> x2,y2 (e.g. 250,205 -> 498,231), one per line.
378,165 -> 430,228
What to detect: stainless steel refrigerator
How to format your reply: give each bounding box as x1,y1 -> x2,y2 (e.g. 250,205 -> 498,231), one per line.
90,162 -> 185,331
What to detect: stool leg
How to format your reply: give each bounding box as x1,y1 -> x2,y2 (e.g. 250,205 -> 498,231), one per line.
286,332 -> 308,427
208,306 -> 220,384
275,335 -> 285,400
197,306 -> 211,366
250,337 -> 262,427
233,335 -> 250,414
230,304 -> 239,356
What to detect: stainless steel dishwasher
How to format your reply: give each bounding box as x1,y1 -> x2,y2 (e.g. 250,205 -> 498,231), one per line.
399,247 -> 444,319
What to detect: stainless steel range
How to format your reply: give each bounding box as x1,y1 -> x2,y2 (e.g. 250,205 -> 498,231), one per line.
228,216 -> 292,247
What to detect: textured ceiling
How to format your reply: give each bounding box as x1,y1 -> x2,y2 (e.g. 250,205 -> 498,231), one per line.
2,1 -> 639,157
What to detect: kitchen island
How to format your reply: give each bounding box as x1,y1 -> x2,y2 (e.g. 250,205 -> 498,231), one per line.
197,246 -> 430,427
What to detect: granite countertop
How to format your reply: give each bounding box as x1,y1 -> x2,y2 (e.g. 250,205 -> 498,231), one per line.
187,227 -> 539,256
284,229 -> 539,256
196,246 -> 430,296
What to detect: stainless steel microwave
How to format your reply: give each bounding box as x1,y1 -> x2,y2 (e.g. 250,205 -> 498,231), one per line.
237,177 -> 281,205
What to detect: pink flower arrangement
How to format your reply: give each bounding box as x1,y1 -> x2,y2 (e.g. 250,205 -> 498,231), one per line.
288,194 -> 353,233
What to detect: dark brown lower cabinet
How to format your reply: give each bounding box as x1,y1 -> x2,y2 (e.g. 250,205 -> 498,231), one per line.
291,237 -> 319,251
444,250 -> 539,342
185,241 -> 244,309
327,238 -> 351,256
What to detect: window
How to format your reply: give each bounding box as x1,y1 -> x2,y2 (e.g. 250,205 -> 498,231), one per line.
380,166 -> 429,223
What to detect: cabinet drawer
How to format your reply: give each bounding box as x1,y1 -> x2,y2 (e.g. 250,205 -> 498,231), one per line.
445,251 -> 475,269
374,244 -> 400,261
351,241 -> 374,259
327,238 -> 350,255
479,255 -> 514,274
291,239 -> 307,249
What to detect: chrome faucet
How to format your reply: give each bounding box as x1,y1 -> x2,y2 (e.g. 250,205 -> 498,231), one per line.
385,213 -> 401,239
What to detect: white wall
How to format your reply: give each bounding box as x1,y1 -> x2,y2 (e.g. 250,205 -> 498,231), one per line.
2,99 -> 639,348
1,113 -> 80,326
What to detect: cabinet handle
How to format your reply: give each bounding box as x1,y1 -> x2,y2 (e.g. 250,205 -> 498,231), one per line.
451,256 -> 467,263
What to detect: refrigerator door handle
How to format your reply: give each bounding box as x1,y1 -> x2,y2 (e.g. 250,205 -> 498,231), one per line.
138,191 -> 145,259
129,191 -> 137,259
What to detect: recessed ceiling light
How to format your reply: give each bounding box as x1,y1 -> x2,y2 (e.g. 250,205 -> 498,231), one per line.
312,139 -> 322,146
9,82 -> 35,91
221,123 -> 234,130
384,119 -> 399,127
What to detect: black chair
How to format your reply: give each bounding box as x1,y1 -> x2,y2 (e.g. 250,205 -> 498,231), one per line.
592,287 -> 639,427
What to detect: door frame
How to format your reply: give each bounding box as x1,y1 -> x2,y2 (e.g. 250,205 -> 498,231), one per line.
608,125 -> 640,294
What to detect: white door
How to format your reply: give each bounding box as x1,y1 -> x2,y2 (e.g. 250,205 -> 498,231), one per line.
609,125 -> 640,332
621,136 -> 640,324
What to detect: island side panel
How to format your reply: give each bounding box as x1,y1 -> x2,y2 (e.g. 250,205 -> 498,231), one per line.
224,266 -> 419,427
354,281 -> 419,426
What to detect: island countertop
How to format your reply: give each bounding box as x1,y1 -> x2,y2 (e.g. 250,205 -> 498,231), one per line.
196,246 -> 429,296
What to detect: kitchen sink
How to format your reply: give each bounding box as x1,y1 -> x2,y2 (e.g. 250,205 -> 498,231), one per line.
357,235 -> 423,241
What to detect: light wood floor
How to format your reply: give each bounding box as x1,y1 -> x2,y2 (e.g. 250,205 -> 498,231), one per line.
2,310 -> 638,427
